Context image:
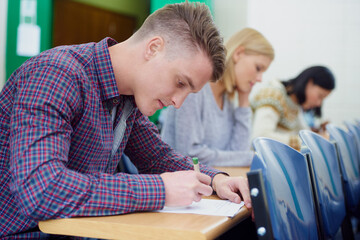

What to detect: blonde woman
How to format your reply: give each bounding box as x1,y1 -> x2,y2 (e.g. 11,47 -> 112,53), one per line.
161,28 -> 274,166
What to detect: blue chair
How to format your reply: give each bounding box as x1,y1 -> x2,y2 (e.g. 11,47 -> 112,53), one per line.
344,121 -> 360,163
299,130 -> 352,239
356,119 -> 360,128
248,137 -> 319,240
326,124 -> 360,212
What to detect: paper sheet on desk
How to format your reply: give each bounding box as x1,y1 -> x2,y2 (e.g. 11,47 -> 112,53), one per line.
157,199 -> 244,218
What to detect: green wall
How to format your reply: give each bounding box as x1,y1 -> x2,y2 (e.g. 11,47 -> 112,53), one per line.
6,0 -> 53,79
5,0 -> 149,80
150,0 -> 213,13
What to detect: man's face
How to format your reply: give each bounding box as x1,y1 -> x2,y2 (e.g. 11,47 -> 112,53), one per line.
134,43 -> 213,116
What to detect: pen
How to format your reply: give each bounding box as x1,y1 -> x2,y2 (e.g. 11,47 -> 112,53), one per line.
192,157 -> 200,172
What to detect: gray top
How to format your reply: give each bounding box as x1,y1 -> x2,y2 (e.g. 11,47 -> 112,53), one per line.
161,83 -> 254,167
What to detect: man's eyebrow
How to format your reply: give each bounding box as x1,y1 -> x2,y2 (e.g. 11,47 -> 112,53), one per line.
182,75 -> 195,91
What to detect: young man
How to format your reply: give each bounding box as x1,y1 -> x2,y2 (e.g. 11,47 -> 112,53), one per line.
0,2 -> 251,238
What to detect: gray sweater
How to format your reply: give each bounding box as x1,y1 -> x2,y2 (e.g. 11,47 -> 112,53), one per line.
161,83 -> 254,167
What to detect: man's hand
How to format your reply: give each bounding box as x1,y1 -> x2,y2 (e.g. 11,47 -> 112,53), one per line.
212,174 -> 252,209
160,171 -> 213,207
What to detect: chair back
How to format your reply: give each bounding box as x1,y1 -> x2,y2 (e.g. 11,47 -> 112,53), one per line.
248,137 -> 319,240
299,130 -> 346,238
326,124 -> 360,210
344,121 -> 360,163
356,119 -> 360,128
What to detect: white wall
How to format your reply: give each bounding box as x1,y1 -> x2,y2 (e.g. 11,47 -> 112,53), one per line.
0,0 -> 8,90
213,0 -> 247,43
213,0 -> 360,125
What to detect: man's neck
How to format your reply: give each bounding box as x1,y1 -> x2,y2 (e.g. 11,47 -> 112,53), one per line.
108,40 -> 138,96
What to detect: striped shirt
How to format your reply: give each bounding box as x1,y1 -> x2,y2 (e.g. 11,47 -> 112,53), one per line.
0,37 -> 220,238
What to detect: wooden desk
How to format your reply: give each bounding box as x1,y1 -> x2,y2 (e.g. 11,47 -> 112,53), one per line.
213,166 -> 250,177
39,167 -> 250,240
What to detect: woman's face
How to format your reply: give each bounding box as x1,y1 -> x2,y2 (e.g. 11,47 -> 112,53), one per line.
232,48 -> 272,94
302,80 -> 332,110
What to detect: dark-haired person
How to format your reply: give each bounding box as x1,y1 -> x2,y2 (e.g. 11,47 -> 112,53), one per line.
0,3 -> 252,239
250,66 -> 335,150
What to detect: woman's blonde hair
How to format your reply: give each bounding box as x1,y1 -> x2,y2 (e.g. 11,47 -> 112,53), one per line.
221,28 -> 274,99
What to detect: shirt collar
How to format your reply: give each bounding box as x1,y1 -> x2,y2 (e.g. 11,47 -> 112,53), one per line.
94,37 -> 138,111
94,37 -> 119,102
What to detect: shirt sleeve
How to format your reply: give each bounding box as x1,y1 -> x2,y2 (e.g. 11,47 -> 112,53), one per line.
161,92 -> 253,167
124,110 -> 222,177
230,106 -> 252,150
213,107 -> 254,166
9,65 -> 167,220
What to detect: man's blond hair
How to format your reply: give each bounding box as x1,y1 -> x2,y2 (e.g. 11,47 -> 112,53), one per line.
133,2 -> 225,82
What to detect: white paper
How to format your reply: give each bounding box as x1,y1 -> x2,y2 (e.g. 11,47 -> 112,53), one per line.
157,199 -> 244,218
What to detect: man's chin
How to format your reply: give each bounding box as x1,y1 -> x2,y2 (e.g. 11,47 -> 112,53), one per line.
138,107 -> 157,117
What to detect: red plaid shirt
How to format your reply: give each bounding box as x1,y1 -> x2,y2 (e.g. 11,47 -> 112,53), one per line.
0,38 -> 220,238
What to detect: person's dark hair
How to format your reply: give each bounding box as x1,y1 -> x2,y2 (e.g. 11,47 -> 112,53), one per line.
282,66 -> 335,105
133,2 -> 225,82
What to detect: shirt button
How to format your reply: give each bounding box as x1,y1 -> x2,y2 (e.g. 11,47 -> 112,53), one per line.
113,98 -> 119,104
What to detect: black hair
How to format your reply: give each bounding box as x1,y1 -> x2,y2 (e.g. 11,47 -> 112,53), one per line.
281,66 -> 335,105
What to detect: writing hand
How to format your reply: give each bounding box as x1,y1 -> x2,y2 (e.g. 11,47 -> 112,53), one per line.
160,170 -> 213,207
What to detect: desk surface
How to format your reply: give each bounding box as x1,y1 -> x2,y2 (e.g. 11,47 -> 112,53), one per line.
214,166 -> 250,178
39,167 -> 250,240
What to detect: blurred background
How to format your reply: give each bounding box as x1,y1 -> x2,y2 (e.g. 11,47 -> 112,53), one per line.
0,0 -> 359,125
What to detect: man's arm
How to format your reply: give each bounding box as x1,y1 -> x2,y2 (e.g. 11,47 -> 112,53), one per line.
124,110 -> 220,177
10,66 -> 167,220
125,112 -> 251,207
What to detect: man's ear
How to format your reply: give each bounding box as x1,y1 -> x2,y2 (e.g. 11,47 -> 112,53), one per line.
145,36 -> 164,60
232,45 -> 245,63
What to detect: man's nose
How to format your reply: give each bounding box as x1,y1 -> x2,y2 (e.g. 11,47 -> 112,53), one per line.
172,92 -> 188,109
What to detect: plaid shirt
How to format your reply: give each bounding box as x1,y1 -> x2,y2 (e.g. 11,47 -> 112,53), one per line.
0,38 -> 220,238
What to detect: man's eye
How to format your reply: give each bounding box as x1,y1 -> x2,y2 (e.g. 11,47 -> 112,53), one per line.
177,80 -> 185,88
